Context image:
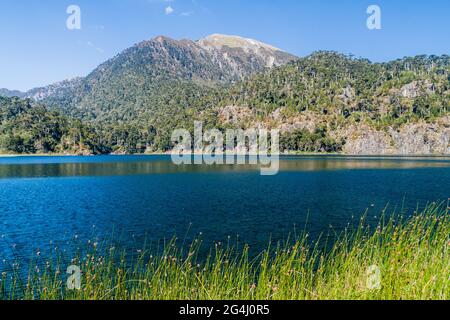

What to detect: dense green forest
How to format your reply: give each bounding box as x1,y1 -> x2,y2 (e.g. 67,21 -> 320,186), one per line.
225,52 -> 450,122
0,97 -> 153,154
1,52 -> 449,155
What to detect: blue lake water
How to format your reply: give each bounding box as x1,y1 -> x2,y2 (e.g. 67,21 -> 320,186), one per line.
0,155 -> 449,264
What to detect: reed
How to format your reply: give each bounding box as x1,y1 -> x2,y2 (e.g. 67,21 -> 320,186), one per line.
1,204 -> 448,300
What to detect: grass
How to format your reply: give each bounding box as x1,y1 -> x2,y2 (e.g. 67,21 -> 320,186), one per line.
0,204 -> 448,300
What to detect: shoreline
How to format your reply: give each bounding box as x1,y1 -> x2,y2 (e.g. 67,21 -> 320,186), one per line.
1,152 -> 450,159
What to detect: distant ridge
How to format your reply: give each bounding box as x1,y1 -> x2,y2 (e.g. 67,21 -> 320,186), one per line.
0,88 -> 25,98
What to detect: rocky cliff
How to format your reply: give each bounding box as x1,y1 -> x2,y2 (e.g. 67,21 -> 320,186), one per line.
341,118 -> 450,155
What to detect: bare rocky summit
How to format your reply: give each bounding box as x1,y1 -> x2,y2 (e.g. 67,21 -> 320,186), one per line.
197,34 -> 296,76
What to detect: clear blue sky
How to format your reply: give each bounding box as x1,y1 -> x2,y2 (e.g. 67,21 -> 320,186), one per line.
1,0 -> 449,91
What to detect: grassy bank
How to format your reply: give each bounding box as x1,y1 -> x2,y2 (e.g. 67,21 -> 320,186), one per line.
1,204 -> 448,300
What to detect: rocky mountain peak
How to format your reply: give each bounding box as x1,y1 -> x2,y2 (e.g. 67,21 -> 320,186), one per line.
1,34 -> 298,116
197,34 -> 297,71
198,34 -> 282,53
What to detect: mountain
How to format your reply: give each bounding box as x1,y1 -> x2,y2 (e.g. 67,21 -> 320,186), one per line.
0,88 -> 26,98
0,34 -> 299,154
12,34 -> 296,121
198,34 -> 297,77
25,78 -> 83,101
0,34 -> 449,155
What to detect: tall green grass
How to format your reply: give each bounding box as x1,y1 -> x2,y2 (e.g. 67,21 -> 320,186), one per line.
1,204 -> 449,300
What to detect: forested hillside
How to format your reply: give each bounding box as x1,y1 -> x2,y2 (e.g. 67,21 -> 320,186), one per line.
1,35 -> 449,155
218,52 -> 450,153
0,97 -> 158,154
225,52 -> 449,121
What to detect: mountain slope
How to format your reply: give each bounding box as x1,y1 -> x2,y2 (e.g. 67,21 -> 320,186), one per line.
198,34 -> 297,77
1,35 -> 449,155
25,78 -> 83,101
0,88 -> 26,98
17,34 -> 297,122
216,52 -> 450,154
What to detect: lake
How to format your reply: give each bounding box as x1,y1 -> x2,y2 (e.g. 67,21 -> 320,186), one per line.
0,155 -> 449,264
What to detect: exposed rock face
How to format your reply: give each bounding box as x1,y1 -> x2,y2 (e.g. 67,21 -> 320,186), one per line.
400,80 -> 435,99
197,34 -> 297,76
25,78 -> 83,101
218,106 -> 450,155
218,105 -> 255,126
339,85 -> 356,104
389,119 -> 450,155
341,126 -> 393,155
276,113 -> 320,133
342,118 -> 450,155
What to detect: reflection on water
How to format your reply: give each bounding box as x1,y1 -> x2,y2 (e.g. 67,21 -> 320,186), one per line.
0,155 -> 449,178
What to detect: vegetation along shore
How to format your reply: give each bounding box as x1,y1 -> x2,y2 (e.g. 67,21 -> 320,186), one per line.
1,204 -> 448,300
